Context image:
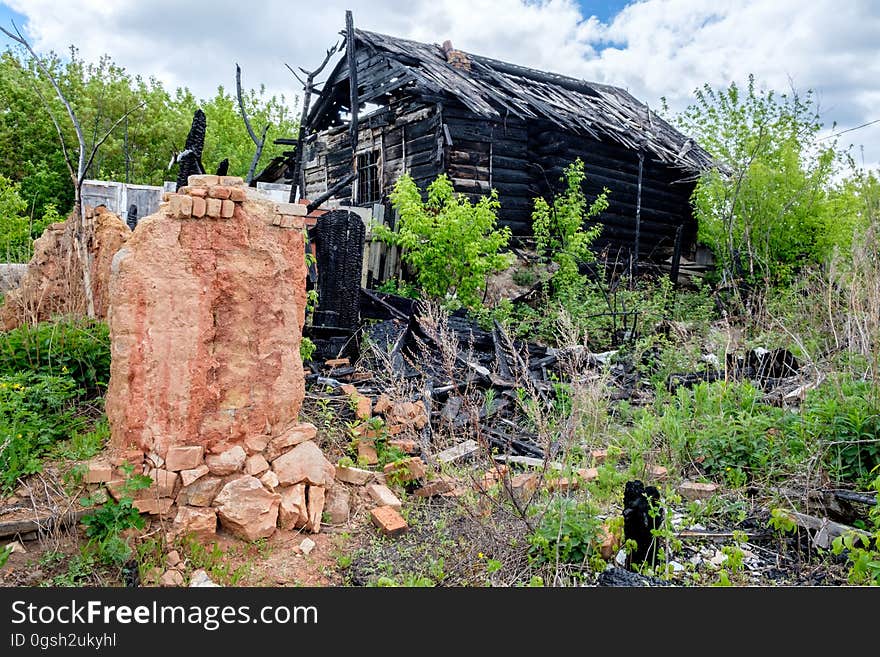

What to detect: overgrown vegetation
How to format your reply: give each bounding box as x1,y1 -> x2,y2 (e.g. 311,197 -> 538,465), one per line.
374,173 -> 513,310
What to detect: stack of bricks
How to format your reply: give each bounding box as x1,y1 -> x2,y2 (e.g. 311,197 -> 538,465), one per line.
164,174 -> 247,219
163,175 -> 308,230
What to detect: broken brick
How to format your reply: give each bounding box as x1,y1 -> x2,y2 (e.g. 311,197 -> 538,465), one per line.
165,445 -> 204,472
357,439 -> 379,466
414,476 -> 457,497
577,467 -> 599,482
678,481 -> 718,501
83,459 -> 113,484
370,505 -> 408,537
373,394 -> 392,415
334,465 -> 375,485
228,186 -> 247,202
366,483 -> 402,509
383,457 -> 426,484
388,438 -> 418,454
325,358 -> 350,368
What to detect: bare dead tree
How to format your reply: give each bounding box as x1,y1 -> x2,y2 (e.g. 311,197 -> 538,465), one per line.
285,40 -> 341,202
235,63 -> 270,184
1,22 -> 143,318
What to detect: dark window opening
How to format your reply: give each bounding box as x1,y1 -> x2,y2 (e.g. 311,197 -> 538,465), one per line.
356,150 -> 380,204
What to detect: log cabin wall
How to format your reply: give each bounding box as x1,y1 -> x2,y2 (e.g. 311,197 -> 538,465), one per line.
441,103 -> 533,235
528,122 -> 698,260
303,100 -> 443,211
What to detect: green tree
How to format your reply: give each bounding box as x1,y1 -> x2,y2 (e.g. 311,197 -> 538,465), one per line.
375,173 -> 513,310
0,45 -> 299,222
671,74 -> 844,288
532,158 -> 608,304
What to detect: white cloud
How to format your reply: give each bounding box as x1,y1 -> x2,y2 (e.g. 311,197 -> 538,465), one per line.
4,0 -> 879,169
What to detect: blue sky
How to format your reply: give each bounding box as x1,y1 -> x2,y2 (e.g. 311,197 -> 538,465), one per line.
1,1 -> 878,170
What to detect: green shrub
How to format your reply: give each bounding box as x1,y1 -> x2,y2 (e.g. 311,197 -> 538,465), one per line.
527,497 -> 601,566
80,464 -> 152,567
0,372 -> 83,491
795,377 -> 880,486
533,158 -> 607,303
374,173 -> 512,310
631,380 -> 805,486
832,474 -> 880,585
0,318 -> 111,397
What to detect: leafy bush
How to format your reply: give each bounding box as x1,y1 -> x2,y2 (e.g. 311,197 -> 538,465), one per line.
630,380 -> 804,486
0,372 -> 83,491
80,464 -> 151,567
832,474 -> 880,585
533,158 -> 607,303
527,497 -> 602,565
794,377 -> 880,486
0,318 -> 111,397
375,173 -> 512,310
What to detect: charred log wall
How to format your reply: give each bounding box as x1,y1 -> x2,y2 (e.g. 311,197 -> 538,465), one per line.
303,100 -> 443,209
528,122 -> 698,260
441,104 -> 532,235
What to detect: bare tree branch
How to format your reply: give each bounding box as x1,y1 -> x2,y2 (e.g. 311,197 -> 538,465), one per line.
286,40 -> 341,202
80,101 -> 146,180
27,75 -> 76,185
235,63 -> 269,183
1,22 -> 87,181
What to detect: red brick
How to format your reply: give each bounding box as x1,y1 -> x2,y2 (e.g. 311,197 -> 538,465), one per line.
133,497 -> 174,515
546,476 -> 579,492
511,472 -> 540,500
577,467 -> 599,482
373,394 -> 392,415
228,187 -> 247,202
220,199 -> 235,218
165,445 -> 204,472
188,174 -> 218,187
648,465 -> 668,480
357,439 -> 379,466
334,465 -> 374,485
191,196 -> 206,218
370,505 -> 408,536
325,358 -> 350,368
388,438 -> 418,454
245,454 -> 270,476
188,186 -> 208,197
220,175 -> 244,187
383,457 -> 426,483
366,483 -> 401,509
598,522 -> 620,560
678,481 -> 718,501
83,459 -> 113,484
205,198 -> 222,218
208,185 -> 231,199
414,476 -> 457,497
591,449 -> 609,463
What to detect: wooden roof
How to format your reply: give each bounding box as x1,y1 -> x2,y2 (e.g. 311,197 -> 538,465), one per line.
311,29 -> 714,174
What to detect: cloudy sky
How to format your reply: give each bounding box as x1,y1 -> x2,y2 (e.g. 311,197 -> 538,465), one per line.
1,0 -> 879,171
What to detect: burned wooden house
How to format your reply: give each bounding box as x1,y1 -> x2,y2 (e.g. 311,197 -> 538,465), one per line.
263,27 -> 714,267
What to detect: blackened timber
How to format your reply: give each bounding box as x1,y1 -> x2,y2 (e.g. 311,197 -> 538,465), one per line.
346,10 -> 359,156
306,172 -> 356,213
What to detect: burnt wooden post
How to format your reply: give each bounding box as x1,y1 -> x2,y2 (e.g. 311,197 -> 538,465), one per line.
345,10 -> 359,196
670,223 -> 683,286
631,149 -> 644,287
